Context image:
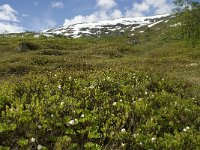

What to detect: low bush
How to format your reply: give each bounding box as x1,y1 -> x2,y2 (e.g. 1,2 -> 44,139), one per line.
19,42 -> 40,51
0,70 -> 199,149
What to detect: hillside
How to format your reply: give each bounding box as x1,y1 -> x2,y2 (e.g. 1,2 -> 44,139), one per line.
0,14 -> 200,150
42,14 -> 170,38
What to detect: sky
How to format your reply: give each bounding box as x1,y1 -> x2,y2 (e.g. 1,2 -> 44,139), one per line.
0,0 -> 173,33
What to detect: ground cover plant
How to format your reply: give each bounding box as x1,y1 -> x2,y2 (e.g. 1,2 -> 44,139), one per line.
0,70 -> 199,149
0,18 -> 200,149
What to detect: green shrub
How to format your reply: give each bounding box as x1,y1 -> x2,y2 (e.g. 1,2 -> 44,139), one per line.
0,70 -> 199,149
18,42 -> 40,51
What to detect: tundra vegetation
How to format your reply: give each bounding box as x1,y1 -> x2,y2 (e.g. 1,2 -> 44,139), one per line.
0,1 -> 200,149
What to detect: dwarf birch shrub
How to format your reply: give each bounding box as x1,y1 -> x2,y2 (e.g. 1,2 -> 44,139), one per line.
0,70 -> 199,149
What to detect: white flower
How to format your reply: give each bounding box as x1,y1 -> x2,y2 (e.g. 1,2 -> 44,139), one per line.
133,133 -> 138,138
107,77 -> 110,80
58,85 -> 61,89
145,91 -> 148,95
121,128 -> 126,133
120,99 -> 123,102
138,98 -> 142,101
69,119 -> 78,125
37,145 -> 42,150
54,74 -> 57,77
38,125 -> 42,129
152,137 -> 156,142
69,76 -> 72,80
183,128 -> 187,132
113,102 -> 117,106
30,137 -> 35,143
139,142 -> 143,145
60,102 -> 64,105
81,114 -> 84,118
89,85 -> 94,89
69,120 -> 75,125
121,143 -> 126,147
186,126 -> 190,130
51,114 -> 54,118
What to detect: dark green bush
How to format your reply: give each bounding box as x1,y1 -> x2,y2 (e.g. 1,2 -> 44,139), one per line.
19,42 -> 40,51
39,49 -> 65,56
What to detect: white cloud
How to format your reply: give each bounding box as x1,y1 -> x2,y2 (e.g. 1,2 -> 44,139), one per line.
63,0 -> 121,26
111,9 -> 123,19
97,0 -> 116,10
64,13 -> 102,26
0,22 -> 24,34
63,9 -> 123,26
125,10 -> 143,18
126,0 -> 171,17
134,2 -> 150,13
63,0 -> 172,27
51,1 -> 64,9
0,4 -> 24,33
0,4 -> 19,22
146,0 -> 171,14
22,14 -> 29,17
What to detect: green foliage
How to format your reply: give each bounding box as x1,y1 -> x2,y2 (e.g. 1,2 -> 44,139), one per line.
19,41 -> 40,51
0,15 -> 200,149
0,71 -> 199,149
173,0 -> 200,45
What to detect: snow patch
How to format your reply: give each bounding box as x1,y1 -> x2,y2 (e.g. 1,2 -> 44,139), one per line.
170,23 -> 181,27
42,14 -> 170,38
148,20 -> 163,28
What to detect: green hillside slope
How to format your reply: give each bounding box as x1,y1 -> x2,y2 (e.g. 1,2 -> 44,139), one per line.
0,19 -> 200,149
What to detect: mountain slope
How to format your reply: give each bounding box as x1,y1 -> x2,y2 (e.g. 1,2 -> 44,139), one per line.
42,14 -> 170,38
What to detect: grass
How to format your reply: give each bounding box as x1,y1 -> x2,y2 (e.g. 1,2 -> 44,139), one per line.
0,19 -> 200,149
0,21 -> 199,83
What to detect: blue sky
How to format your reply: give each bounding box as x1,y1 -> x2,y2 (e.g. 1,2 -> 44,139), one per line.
0,0 -> 173,33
